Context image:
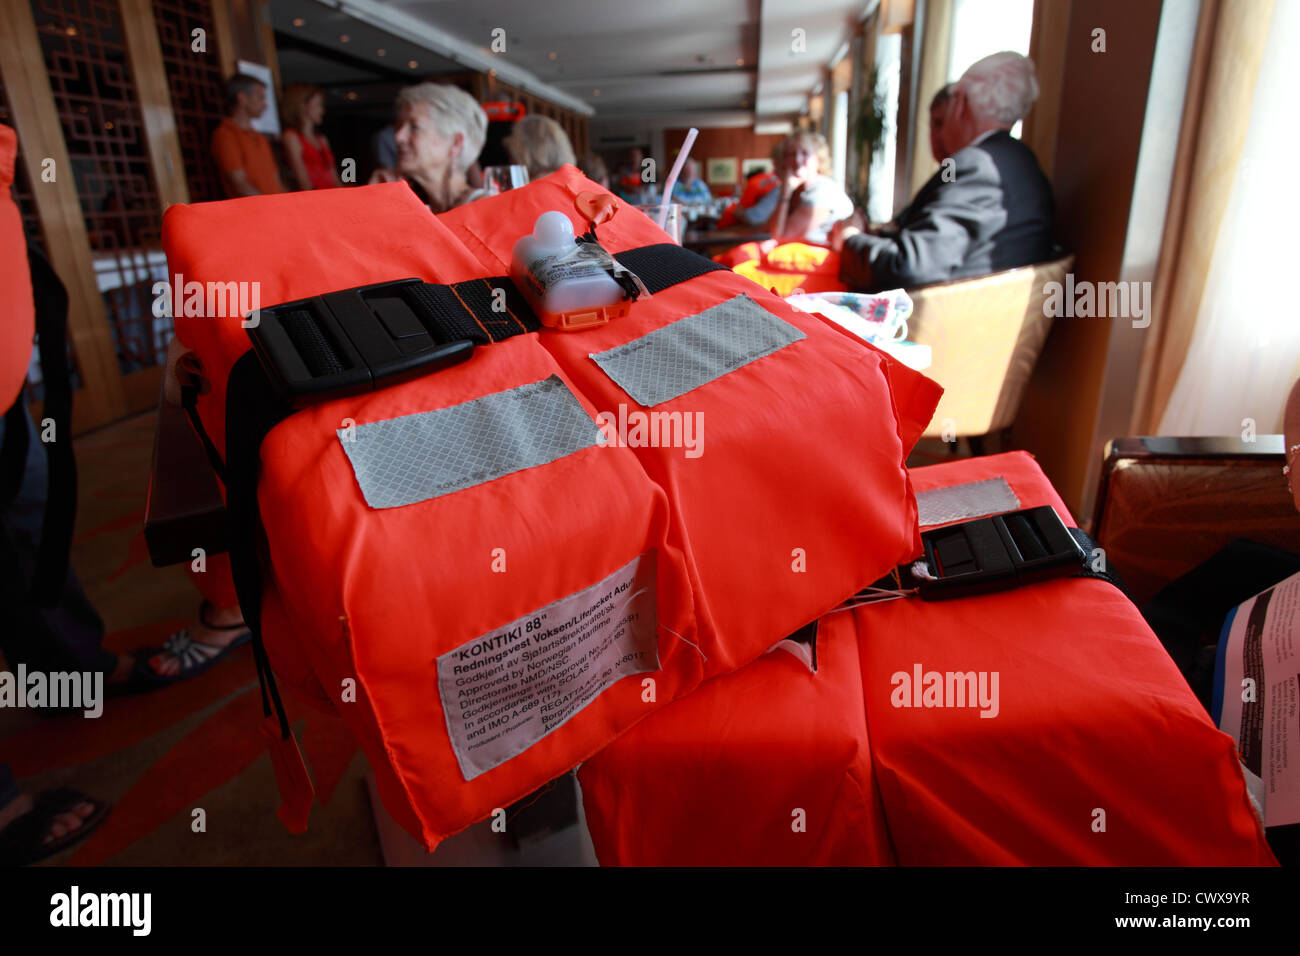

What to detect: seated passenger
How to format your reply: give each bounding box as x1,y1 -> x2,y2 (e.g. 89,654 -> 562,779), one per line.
504,114 -> 576,181
671,158 -> 713,204
833,52 -> 1054,291
717,165 -> 781,228
614,147 -> 653,204
369,83 -> 488,212
765,131 -> 854,245
578,152 -> 610,189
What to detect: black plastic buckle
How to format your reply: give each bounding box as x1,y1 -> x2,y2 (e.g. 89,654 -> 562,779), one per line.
917,505 -> 1085,601
246,278 -> 474,408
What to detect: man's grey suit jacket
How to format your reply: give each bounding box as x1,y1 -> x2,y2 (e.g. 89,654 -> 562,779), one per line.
840,130 -> 1054,292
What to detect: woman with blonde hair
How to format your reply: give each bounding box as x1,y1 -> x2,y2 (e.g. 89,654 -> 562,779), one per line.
504,114 -> 576,181
370,82 -> 488,211
280,83 -> 341,190
765,130 -> 853,244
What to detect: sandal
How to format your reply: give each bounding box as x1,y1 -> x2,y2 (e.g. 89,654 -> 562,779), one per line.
111,601 -> 251,695
0,788 -> 111,866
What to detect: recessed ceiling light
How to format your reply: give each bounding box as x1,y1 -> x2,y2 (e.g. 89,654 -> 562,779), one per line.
376,48 -> 386,56
339,34 -> 350,43
737,58 -> 745,66
592,89 -> 600,96
408,59 -> 419,69
292,18 -> 304,27
65,25 -> 77,36
346,91 -> 358,101
104,122 -> 113,130
548,51 -> 557,60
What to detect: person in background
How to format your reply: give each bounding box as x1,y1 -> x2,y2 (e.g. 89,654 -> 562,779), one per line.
671,158 -> 712,204
716,163 -> 782,229
281,83 -> 341,191
372,120 -> 398,174
832,52 -> 1053,291
503,114 -> 575,181
578,152 -> 610,189
369,83 -> 488,212
928,84 -> 958,163
615,147 -> 652,204
764,130 -> 854,245
211,74 -> 285,198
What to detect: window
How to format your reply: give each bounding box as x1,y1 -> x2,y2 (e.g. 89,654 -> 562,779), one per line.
948,0 -> 1035,137
868,31 -> 902,222
831,89 -> 849,185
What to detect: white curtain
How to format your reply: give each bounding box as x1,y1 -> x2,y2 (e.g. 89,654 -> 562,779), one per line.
1159,0 -> 1300,436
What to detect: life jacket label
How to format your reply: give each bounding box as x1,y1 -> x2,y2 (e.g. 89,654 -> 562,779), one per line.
338,375 -> 602,509
588,293 -> 806,407
437,551 -> 660,780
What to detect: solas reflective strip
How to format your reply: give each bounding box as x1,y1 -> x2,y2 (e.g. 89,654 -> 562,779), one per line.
588,293 -> 806,407
339,375 -> 603,509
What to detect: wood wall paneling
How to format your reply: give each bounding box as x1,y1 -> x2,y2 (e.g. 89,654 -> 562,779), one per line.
0,0 -> 127,431
1022,0 -> 1072,176
663,127 -> 786,195
908,0 -> 952,198
120,0 -> 191,208
1010,0 -> 1164,517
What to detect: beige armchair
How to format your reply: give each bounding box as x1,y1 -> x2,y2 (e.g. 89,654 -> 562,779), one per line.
906,253 -> 1074,448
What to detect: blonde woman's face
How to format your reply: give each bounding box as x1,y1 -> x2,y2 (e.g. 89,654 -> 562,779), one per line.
307,93 -> 325,126
783,140 -> 817,179
395,102 -> 459,178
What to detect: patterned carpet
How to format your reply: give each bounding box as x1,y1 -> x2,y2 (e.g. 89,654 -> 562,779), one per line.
1,411 -> 382,865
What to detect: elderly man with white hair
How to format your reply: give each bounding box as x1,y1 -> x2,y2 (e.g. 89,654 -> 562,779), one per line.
833,51 -> 1054,292
371,82 -> 488,212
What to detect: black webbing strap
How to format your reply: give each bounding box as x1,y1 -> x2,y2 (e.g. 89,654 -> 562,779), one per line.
615,243 -> 728,294
850,521 -> 1132,605
1067,525 -> 1133,599
225,351 -> 296,740
0,244 -> 79,607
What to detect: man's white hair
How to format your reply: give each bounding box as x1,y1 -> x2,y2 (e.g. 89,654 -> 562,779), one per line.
957,52 -> 1039,125
395,82 -> 487,172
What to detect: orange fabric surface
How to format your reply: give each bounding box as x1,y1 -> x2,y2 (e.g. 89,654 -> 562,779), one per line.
0,125 -> 35,410
188,550 -> 240,610
211,118 -> 285,196
578,451 -> 1275,865
578,609 -> 896,866
161,166 -> 941,850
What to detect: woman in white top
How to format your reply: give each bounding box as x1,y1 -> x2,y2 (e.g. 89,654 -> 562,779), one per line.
765,130 -> 855,245
369,83 -> 489,212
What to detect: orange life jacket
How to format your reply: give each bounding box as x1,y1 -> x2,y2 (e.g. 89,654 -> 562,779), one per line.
718,241 -> 850,297
715,171 -> 779,229
162,165 -> 941,850
0,125 -> 34,411
579,451 -> 1277,866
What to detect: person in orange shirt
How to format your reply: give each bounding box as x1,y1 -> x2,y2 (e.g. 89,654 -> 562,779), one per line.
211,74 -> 285,198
